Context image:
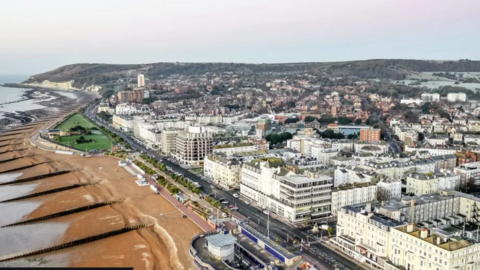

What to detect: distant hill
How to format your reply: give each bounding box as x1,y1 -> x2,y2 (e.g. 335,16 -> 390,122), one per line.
23,59 -> 480,90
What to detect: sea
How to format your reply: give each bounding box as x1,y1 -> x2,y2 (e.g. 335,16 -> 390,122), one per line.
0,75 -> 76,120
0,75 -> 45,118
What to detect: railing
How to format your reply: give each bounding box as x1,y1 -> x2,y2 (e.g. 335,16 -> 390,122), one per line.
189,232 -> 218,270
239,222 -> 297,259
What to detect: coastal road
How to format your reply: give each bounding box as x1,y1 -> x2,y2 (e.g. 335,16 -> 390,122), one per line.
83,102 -> 362,270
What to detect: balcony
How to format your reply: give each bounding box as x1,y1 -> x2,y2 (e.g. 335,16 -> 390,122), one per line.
311,201 -> 331,208
311,210 -> 330,216
294,208 -> 311,215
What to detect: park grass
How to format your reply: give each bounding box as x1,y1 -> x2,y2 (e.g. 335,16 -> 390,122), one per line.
56,114 -> 113,151
56,113 -> 98,130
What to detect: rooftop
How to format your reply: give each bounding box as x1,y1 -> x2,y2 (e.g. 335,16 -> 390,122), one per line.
407,171 -> 437,180
333,181 -> 376,191
281,174 -> 332,185
395,224 -> 473,251
205,234 -> 237,247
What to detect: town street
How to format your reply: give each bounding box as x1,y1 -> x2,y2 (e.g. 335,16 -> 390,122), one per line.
84,102 -> 363,270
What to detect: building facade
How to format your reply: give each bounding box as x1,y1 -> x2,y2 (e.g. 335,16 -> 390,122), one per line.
137,74 -> 145,87
204,155 -> 242,189
454,161 -> 480,188
360,127 -> 382,143
331,182 -> 377,216
174,126 -> 213,165
240,159 -> 333,224
406,172 -> 439,195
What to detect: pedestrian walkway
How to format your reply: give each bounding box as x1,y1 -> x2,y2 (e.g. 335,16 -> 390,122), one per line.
125,163 -> 213,232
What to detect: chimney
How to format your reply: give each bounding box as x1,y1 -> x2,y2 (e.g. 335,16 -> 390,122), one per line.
436,236 -> 442,245
420,228 -> 429,239
365,202 -> 372,213
410,200 -> 416,223
407,223 -> 414,233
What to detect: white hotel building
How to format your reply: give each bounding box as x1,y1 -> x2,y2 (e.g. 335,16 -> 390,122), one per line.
240,159 -> 333,224
333,192 -> 480,270
331,182 -> 377,216
204,155 -> 242,190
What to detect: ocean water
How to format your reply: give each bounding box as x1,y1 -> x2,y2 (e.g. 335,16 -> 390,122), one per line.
0,74 -> 76,119
0,75 -> 29,105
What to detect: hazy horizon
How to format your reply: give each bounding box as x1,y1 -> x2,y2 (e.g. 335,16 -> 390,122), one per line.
1,0 -> 480,75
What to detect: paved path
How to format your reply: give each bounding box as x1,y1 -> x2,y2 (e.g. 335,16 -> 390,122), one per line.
125,164 -> 213,232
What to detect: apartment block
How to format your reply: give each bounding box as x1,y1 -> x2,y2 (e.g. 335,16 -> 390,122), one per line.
406,172 -> 439,195
204,155 -> 242,189
333,192 -> 480,270
331,182 -> 377,216
112,115 -> 134,132
174,126 -> 213,165
360,127 -> 382,142
240,158 -> 333,224
454,161 -> 480,188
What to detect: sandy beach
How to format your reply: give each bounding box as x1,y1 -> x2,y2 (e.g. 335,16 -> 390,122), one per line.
0,120 -> 202,269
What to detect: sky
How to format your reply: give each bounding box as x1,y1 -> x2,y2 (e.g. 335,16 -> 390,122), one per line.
1,0 -> 479,75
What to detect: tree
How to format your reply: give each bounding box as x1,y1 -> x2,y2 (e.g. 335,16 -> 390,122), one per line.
285,118 -> 300,124
266,132 -> 293,145
327,226 -> 334,238
320,129 -> 345,139
376,188 -> 391,201
366,117 -> 379,126
304,116 -> 317,123
337,117 -> 351,125
404,110 -> 419,123
355,119 -> 362,125
97,111 -> 108,121
418,132 -> 425,141
142,97 -> 157,104
347,133 -> 358,140
421,102 -> 431,114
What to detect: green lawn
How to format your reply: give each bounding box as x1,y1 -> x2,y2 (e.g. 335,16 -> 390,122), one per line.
56,114 -> 113,151
59,131 -> 112,151
56,114 -> 98,130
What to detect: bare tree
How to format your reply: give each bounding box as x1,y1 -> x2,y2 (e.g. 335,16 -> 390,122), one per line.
376,187 -> 391,202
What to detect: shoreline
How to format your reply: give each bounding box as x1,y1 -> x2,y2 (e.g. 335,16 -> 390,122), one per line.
0,125 -> 201,269
0,84 -> 99,129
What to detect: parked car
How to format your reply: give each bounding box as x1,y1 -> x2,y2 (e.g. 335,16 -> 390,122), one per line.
232,193 -> 239,198
210,185 -> 215,189
221,212 -> 228,218
263,209 -> 269,215
244,201 -> 250,205
230,206 -> 239,211
221,200 -> 229,205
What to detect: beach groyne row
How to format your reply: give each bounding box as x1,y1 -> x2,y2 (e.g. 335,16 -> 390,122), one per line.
0,138 -> 23,143
2,199 -> 126,227
0,162 -> 50,174
0,127 -> 35,133
0,142 -> 25,147
0,148 -> 28,154
0,132 -> 26,137
0,223 -> 155,262
0,183 -> 91,203
0,155 -> 35,164
0,170 -> 71,186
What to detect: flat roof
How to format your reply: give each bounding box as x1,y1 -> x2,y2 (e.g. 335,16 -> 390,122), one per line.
205,234 -> 237,247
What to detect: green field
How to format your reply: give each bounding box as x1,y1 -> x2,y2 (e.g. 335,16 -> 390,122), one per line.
56,114 -> 113,151
56,114 -> 98,130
